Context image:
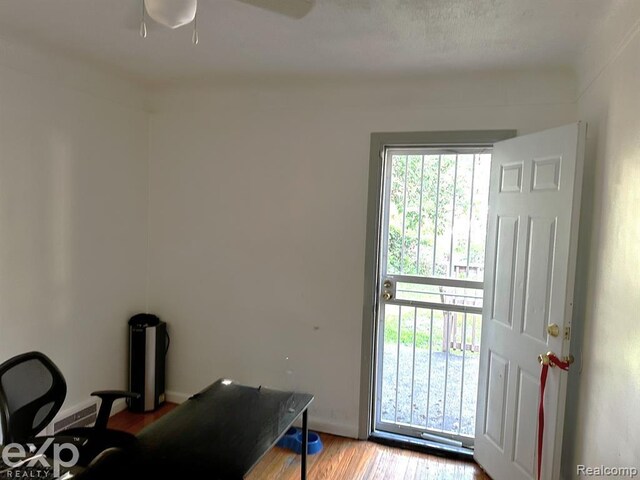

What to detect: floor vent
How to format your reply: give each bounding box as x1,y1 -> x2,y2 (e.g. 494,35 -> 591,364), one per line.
53,403 -> 98,434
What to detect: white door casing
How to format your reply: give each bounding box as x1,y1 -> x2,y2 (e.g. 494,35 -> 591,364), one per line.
474,123 -> 586,480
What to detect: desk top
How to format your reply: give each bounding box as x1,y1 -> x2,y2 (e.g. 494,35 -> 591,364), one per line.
137,379 -> 313,479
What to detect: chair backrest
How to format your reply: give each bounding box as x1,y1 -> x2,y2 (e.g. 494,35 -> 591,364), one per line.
0,352 -> 67,444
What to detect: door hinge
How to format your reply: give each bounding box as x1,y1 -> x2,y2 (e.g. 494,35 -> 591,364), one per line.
564,326 -> 571,341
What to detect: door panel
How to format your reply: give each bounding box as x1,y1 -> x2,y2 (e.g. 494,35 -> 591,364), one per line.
522,217 -> 557,341
474,123 -> 585,480
484,350 -> 509,449
491,216 -> 519,327
513,367 -> 538,477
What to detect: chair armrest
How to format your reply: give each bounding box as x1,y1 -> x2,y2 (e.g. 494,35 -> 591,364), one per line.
91,390 -> 140,401
91,391 -> 141,429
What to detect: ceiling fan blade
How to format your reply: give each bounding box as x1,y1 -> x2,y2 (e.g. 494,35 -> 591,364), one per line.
233,0 -> 315,19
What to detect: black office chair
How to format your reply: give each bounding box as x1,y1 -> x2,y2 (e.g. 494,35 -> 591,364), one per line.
0,351 -> 140,467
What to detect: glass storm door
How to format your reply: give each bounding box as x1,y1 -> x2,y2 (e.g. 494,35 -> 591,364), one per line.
373,147 -> 492,447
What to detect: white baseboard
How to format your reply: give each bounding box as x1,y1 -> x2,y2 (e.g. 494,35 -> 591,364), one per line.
293,418 -> 358,439
111,398 -> 128,416
165,390 -> 358,439
166,390 -> 190,404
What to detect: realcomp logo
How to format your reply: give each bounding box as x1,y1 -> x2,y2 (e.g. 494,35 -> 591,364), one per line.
1,439 -> 79,478
577,465 -> 639,477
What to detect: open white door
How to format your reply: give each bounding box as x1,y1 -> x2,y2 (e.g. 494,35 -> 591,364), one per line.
475,123 -> 585,480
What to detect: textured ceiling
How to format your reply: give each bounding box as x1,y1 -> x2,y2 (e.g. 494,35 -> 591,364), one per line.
0,0 -> 627,84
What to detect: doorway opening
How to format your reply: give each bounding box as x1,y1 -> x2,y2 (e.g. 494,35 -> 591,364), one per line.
363,125 -> 584,479
373,146 -> 491,448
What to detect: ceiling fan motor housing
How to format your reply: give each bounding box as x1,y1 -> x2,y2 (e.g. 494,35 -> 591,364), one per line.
144,0 -> 197,29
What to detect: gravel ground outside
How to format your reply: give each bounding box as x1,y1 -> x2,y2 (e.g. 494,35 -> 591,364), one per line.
380,344 -> 479,437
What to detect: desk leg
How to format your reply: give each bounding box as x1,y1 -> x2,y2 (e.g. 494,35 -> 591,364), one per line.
301,409 -> 308,480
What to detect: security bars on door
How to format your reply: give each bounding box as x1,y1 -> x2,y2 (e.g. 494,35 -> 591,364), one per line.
374,148 -> 491,447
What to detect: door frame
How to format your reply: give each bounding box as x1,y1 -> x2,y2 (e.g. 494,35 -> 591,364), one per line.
359,130 -> 517,440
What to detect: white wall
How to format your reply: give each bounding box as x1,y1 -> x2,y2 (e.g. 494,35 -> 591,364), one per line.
147,71 -> 577,437
0,43 -> 149,412
562,9 -> 640,479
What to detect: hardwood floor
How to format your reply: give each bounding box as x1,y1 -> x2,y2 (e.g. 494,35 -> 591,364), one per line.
109,404 -> 490,479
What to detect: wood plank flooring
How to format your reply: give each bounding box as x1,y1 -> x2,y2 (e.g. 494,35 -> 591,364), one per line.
109,403 -> 490,479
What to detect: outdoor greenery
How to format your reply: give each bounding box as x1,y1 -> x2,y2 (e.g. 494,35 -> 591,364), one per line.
386,153 -> 491,279
383,307 -> 482,356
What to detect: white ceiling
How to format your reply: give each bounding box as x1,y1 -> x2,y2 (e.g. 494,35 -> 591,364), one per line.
0,0 -> 627,84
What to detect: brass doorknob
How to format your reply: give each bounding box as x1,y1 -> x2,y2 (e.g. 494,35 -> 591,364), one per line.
537,352 -> 573,367
382,291 -> 393,301
538,352 -> 550,365
547,324 -> 560,337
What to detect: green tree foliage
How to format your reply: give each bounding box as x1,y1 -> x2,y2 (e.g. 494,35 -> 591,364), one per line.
386,153 -> 490,279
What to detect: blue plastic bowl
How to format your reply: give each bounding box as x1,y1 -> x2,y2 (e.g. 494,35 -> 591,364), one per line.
297,431 -> 323,455
276,427 -> 323,455
276,427 -> 299,451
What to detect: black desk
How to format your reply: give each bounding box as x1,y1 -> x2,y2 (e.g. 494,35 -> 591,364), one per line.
137,379 -> 314,479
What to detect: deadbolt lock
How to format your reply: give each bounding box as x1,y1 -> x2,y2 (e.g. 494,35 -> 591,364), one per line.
383,280 -> 392,288
547,324 -> 560,337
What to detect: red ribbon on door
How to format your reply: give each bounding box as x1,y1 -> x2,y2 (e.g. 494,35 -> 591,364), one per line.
537,353 -> 571,480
